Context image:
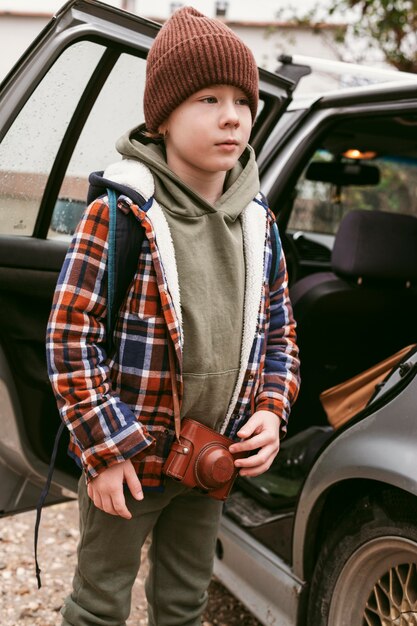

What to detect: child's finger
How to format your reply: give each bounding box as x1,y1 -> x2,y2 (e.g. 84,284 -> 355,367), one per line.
238,446 -> 278,476
124,463 -> 144,501
110,490 -> 132,519
236,415 -> 263,439
239,462 -> 271,477
100,494 -> 114,515
92,491 -> 103,511
234,444 -> 274,468
229,431 -> 267,453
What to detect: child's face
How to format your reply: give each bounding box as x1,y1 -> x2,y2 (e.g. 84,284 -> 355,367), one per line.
160,84 -> 253,179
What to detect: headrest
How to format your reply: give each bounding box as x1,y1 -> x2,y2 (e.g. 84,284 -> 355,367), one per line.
332,210 -> 417,283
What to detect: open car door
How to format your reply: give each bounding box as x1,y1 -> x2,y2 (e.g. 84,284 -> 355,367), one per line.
0,0 -> 293,516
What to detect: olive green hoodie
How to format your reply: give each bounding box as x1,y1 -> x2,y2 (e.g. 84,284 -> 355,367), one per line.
116,127 -> 260,430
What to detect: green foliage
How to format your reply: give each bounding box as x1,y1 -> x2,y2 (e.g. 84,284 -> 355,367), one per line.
329,0 -> 417,71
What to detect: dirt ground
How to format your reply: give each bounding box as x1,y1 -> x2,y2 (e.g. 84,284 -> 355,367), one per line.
0,501 -> 262,625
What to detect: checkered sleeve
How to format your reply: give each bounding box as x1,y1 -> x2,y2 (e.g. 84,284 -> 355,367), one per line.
46,198 -> 155,481
255,219 -> 300,436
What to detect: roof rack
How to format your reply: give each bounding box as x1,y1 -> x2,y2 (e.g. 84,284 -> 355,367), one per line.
278,54 -> 417,86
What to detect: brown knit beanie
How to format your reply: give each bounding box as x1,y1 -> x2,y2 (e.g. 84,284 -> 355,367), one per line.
144,6 -> 259,133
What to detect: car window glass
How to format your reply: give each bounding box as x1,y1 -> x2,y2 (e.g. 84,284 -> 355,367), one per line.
289,149 -> 336,236
49,52 -> 146,241
288,147 -> 417,242
339,157 -> 417,218
0,41 -> 105,237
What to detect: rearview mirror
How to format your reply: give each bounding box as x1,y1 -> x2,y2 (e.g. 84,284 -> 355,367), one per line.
306,161 -> 380,186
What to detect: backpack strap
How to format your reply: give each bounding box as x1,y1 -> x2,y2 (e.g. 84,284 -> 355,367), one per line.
107,187 -> 117,346
106,187 -> 150,351
253,194 -> 281,287
270,221 -> 281,287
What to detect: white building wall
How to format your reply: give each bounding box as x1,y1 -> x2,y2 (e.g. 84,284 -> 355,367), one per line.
0,0 -> 327,21
137,0 -> 322,20
0,15 -> 51,82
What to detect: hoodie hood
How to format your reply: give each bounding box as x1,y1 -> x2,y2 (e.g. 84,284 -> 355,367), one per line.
115,124 -> 260,221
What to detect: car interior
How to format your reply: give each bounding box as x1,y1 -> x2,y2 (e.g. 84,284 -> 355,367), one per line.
225,113 -> 417,561
285,115 -> 417,431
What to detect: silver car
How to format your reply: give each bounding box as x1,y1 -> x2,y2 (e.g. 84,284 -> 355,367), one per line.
1,2 -> 417,625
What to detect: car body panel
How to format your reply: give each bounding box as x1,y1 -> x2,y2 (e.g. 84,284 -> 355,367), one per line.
0,343 -> 76,514
292,370 -> 417,579
214,516 -> 304,626
213,363 -> 417,624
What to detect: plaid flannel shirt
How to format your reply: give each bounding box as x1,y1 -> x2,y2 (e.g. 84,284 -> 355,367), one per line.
46,192 -> 300,488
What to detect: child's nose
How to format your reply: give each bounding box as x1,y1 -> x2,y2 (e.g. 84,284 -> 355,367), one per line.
220,102 -> 240,127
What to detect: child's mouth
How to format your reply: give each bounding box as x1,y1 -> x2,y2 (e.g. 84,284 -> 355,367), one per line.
216,140 -> 239,150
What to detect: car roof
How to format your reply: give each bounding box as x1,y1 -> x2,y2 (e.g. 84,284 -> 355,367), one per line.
280,55 -> 417,110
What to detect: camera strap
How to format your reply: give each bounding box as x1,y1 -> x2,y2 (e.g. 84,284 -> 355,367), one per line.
167,336 -> 182,442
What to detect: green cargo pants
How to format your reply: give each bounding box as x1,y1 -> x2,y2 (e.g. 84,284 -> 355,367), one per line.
61,475 -> 223,626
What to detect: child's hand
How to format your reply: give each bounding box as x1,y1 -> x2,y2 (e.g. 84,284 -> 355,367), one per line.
229,410 -> 281,477
87,459 -> 143,519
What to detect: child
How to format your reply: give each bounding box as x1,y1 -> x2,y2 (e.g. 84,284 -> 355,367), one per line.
46,6 -> 300,626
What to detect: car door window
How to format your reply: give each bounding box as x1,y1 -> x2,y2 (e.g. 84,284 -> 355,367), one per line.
49,52 -> 146,240
289,149 -> 336,236
0,41 -> 105,236
288,141 -> 417,248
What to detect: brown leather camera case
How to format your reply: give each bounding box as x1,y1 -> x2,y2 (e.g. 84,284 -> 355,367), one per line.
163,418 -> 246,501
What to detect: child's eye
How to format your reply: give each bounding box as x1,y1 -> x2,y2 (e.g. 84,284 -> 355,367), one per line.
236,98 -> 250,106
201,96 -> 218,104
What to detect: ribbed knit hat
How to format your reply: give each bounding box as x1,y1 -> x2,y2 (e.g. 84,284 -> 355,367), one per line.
144,6 -> 259,132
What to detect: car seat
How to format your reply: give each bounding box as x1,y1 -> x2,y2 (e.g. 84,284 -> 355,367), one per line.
287,209 -> 417,436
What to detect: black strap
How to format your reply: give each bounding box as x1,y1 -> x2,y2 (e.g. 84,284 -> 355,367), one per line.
106,188 -> 145,352
254,193 -> 281,287
34,421 -> 65,589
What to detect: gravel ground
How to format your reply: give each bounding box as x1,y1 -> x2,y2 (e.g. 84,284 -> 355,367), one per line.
0,501 -> 262,626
